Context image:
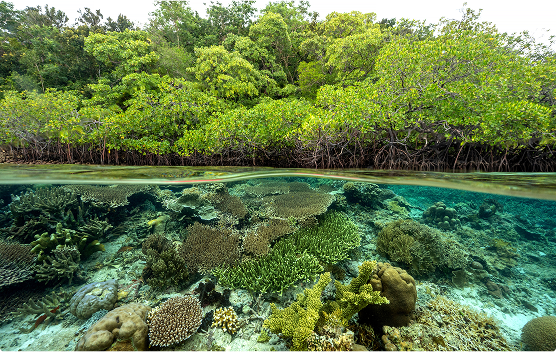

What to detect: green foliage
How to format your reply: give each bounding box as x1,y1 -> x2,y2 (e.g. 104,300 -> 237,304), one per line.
84,30 -> 159,78
188,45 -> 260,99
0,2 -> 555,166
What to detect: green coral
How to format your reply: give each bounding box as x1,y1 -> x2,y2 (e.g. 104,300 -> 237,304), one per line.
257,329 -> 271,343
377,219 -> 468,275
213,236 -> 323,294
291,212 -> 360,265
263,272 -> 331,351
31,223 -> 105,262
332,260 -> 389,325
36,245 -> 83,284
142,233 -> 189,290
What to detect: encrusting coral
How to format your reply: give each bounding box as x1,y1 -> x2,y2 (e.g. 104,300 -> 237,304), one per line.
212,307 -> 240,334
76,302 -> 151,351
180,222 -> 241,274
147,295 -> 203,348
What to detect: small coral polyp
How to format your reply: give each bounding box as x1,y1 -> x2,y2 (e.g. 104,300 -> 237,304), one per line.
212,306 -> 240,334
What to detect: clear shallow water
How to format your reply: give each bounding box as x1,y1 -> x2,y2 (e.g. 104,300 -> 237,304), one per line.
0,166 -> 555,351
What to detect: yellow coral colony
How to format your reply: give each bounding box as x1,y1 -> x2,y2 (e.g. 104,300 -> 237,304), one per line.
212,307 -> 240,334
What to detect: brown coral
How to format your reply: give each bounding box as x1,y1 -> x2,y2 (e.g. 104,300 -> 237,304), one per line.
207,189 -> 248,219
141,233 -> 188,289
0,240 -> 36,290
147,296 -> 203,347
263,191 -> 334,219
180,222 -> 241,274
242,219 -> 294,256
521,316 -> 556,351
76,302 -> 151,351
64,184 -> 153,208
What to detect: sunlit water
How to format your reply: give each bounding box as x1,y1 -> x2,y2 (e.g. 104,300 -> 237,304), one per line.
0,165 -> 555,351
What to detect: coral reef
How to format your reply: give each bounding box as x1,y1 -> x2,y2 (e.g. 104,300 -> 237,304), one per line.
76,302 -> 151,351
263,272 -> 331,351
161,187 -> 219,221
422,201 -> 460,230
10,186 -> 79,223
291,212 -> 360,265
69,279 -> 119,319
16,291 -> 66,333
141,233 -> 188,289
0,240 -> 36,290
31,222 -> 105,262
147,296 -> 203,348
180,222 -> 241,274
331,261 -> 389,326
64,184 -> 153,208
376,219 -> 468,275
244,181 -> 291,197
213,236 -> 323,294
358,262 -> 417,328
212,307 -> 240,334
263,190 -> 334,220
342,182 -> 390,209
207,184 -> 248,219
242,218 -> 294,256
307,327 -> 354,351
36,245 -> 83,284
521,316 -> 556,351
194,280 -> 231,308
389,295 -> 510,350
478,198 -> 503,218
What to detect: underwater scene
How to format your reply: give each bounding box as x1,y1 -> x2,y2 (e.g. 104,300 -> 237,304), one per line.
0,166 -> 555,351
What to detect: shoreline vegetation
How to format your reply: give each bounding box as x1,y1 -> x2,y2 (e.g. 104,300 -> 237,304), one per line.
0,1 -> 554,171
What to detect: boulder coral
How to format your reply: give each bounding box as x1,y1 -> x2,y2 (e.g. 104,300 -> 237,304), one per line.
358,262 -> 417,328
76,302 -> 151,351
521,316 -> 556,351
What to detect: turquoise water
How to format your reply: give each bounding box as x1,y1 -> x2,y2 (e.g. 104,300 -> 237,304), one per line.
0,166 -> 555,351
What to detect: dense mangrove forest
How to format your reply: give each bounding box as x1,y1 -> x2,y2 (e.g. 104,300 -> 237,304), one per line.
0,1 -> 555,170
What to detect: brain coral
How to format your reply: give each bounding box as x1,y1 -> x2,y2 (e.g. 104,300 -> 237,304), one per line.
147,295 -> 203,347
69,279 -> 119,319
521,316 -> 556,351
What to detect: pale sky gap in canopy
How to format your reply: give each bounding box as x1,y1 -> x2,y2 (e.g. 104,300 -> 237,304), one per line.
13,0 -> 555,46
